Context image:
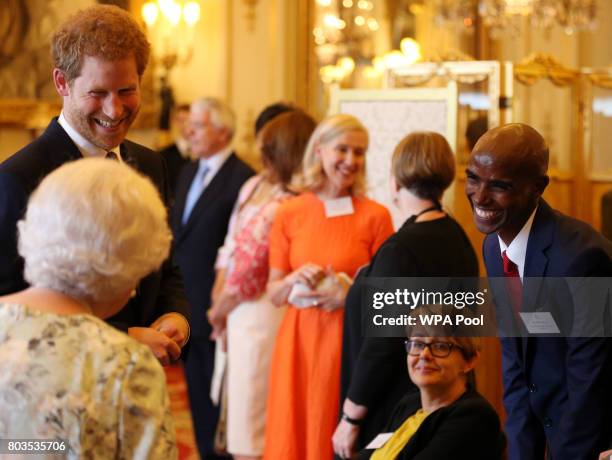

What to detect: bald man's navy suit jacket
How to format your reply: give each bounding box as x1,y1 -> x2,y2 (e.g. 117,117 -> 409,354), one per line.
483,199 -> 612,460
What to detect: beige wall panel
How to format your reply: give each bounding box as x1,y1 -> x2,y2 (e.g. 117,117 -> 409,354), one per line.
475,339 -> 504,426
230,0 -> 270,168
579,2 -> 612,68
168,0 -> 229,104
588,181 -> 612,232
416,2 -> 467,59
0,129 -> 34,162
542,177 -> 575,218
229,0 -> 304,169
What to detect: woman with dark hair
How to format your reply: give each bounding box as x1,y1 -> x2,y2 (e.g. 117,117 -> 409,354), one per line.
361,306 -> 505,459
208,109 -> 316,460
333,132 -> 479,459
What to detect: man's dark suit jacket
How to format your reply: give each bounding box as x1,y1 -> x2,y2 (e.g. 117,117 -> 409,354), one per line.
171,152 -> 253,457
159,142 -> 189,209
483,199 -> 612,460
0,118 -> 189,330
359,389 -> 505,459
171,153 -> 254,336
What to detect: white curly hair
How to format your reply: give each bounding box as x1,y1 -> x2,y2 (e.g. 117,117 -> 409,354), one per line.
18,158 -> 172,304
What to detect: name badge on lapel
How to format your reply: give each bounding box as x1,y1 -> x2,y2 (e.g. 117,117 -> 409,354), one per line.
366,433 -> 393,449
323,196 -> 354,218
519,312 -> 561,334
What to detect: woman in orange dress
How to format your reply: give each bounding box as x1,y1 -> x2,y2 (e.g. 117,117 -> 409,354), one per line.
263,114 -> 394,460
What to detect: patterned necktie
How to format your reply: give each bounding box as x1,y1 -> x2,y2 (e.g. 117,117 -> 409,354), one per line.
502,250 -> 523,319
182,163 -> 210,225
105,151 -> 119,161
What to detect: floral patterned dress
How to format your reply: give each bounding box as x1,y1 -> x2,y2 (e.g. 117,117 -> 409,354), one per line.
0,303 -> 177,460
214,174 -> 291,455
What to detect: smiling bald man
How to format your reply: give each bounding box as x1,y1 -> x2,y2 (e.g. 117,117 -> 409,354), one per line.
466,123 -> 612,460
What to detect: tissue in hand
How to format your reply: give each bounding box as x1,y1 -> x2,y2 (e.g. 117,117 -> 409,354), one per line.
287,282 -> 319,308
287,276 -> 338,308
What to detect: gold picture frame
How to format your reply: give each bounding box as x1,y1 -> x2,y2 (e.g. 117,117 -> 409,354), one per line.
0,0 -> 157,130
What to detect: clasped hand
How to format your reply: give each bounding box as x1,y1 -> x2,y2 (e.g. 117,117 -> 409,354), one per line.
332,418 -> 360,459
129,314 -> 189,366
288,264 -> 350,312
599,449 -> 612,460
208,293 -> 239,350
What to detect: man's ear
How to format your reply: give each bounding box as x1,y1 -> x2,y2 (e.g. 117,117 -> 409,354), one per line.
53,68 -> 70,96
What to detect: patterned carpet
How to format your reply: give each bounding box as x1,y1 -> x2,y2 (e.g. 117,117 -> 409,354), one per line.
164,364 -> 200,460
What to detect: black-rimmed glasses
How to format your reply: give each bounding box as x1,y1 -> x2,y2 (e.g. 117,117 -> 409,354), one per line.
404,340 -> 461,358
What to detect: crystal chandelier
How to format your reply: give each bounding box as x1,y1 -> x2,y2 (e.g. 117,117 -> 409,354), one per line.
313,0 -> 381,63
434,0 -> 597,35
314,1 -> 424,85
313,0 -> 381,83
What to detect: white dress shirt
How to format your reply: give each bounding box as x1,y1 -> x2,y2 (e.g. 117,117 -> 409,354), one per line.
497,206 -> 538,281
58,112 -> 121,161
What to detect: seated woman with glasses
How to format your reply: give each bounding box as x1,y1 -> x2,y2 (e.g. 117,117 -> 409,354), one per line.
360,305 -> 505,460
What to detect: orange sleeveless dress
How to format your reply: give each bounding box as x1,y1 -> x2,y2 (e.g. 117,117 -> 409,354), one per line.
263,193 -> 393,460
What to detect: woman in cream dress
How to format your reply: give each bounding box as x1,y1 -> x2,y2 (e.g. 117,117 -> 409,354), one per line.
208,109 -> 316,459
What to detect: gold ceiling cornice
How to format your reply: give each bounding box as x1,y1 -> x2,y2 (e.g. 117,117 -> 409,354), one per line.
586,68 -> 612,90
514,53 -> 579,87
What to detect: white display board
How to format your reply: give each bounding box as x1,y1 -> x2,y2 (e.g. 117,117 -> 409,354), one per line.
329,84 -> 458,228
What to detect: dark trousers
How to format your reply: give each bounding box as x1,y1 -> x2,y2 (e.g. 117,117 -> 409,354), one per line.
184,336 -> 230,460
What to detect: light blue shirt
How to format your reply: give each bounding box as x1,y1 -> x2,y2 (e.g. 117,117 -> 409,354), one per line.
181,148 -> 231,224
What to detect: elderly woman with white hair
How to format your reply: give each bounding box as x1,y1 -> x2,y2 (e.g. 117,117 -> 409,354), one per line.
0,158 -> 177,459
263,114 -> 394,460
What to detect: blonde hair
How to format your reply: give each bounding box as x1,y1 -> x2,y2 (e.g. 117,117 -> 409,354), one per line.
392,132 -> 455,202
52,5 -> 150,81
18,158 -> 171,304
295,114 -> 368,194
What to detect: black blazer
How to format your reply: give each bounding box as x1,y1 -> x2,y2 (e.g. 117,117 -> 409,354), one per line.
342,215 -> 479,450
360,389 -> 506,460
159,142 -> 189,210
484,199 -> 612,460
0,118 -> 189,330
171,153 -> 254,338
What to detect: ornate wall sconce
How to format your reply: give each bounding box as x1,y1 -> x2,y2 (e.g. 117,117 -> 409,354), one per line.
141,0 -> 201,128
